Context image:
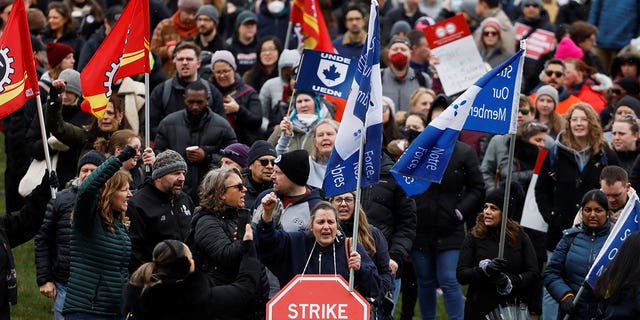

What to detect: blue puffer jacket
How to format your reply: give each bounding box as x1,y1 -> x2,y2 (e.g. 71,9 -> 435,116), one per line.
543,221 -> 611,320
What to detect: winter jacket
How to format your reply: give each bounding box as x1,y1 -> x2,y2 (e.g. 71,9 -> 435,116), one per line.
241,167 -> 273,210
381,67 -> 432,112
457,227 -> 538,320
34,183 -> 77,286
258,49 -> 301,119
544,222 -> 611,320
251,187 -> 324,232
63,156 -> 131,316
41,29 -> 85,69
78,25 -> 106,72
213,76 -> 263,145
360,153 -> 416,270
535,135 -> 619,251
126,180 -> 194,272
412,141 -> 485,252
154,108 -> 238,202
226,36 -> 258,77
148,75 -> 225,140
473,7 -> 517,54
481,134 -> 509,190
615,147 -> 640,175
479,45 -> 512,68
256,219 -> 381,298
589,0 -> 640,50
256,0 -> 291,47
598,289 -> 640,320
122,241 -> 263,320
150,11 -> 197,76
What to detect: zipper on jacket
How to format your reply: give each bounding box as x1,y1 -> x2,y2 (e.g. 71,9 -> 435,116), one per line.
318,252 -> 322,274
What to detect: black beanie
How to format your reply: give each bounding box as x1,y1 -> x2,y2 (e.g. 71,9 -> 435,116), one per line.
77,150 -> 106,174
485,182 -> 525,219
616,76 -> 640,96
274,150 -> 309,186
248,140 -> 277,165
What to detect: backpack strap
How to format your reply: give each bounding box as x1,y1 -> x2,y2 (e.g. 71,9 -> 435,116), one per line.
161,79 -> 172,111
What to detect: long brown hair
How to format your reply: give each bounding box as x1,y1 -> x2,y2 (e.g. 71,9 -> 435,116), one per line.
332,192 -> 377,256
471,211 -> 522,248
97,170 -> 131,232
561,102 -> 609,154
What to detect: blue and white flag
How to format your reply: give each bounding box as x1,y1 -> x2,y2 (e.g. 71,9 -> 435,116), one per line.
322,0 -> 382,197
391,50 -> 525,196
585,189 -> 640,288
295,49 -> 357,99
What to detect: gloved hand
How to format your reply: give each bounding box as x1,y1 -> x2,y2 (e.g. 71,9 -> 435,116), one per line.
493,272 -> 512,295
590,73 -> 613,92
42,169 -> 59,189
485,257 -> 508,276
560,295 -> 575,314
116,145 -> 137,162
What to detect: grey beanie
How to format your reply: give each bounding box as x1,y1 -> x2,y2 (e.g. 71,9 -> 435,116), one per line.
536,85 -> 559,107
459,0 -> 479,22
59,69 -> 82,97
235,10 -> 257,30
152,150 -> 188,179
390,20 -> 412,38
195,4 -> 219,25
211,50 -> 237,71
520,0 -> 542,8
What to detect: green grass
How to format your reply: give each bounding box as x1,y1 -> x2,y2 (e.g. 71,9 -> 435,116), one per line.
0,133 -> 457,320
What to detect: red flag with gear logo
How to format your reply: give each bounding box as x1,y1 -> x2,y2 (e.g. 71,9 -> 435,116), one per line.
0,0 -> 39,119
290,0 -> 335,53
80,0 -> 150,119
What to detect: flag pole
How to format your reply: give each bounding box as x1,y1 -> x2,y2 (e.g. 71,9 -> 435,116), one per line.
563,285 -> 585,320
498,40 -> 526,258
144,72 -> 151,173
35,94 -> 57,199
348,126 -> 365,292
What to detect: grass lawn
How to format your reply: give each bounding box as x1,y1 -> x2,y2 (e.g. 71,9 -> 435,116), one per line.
0,133 -> 458,320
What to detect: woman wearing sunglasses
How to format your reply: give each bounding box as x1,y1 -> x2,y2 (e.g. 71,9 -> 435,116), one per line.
476,17 -> 512,69
189,167 -> 269,319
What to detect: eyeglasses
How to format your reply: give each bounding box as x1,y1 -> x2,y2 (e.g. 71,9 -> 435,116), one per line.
545,70 -> 564,78
258,159 -> 275,166
483,31 -> 498,37
524,3 -> 539,8
332,197 -> 355,204
225,182 -> 246,191
611,88 -> 623,95
214,69 -> 233,76
518,108 -> 531,115
220,149 -> 240,157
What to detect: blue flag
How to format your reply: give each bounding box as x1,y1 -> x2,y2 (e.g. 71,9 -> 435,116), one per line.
322,0 -> 382,197
391,50 -> 525,196
585,189 -> 640,288
295,49 -> 357,99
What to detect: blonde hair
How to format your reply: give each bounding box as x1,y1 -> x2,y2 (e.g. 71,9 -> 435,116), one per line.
561,102 -> 609,154
409,87 -> 436,113
311,119 -> 339,162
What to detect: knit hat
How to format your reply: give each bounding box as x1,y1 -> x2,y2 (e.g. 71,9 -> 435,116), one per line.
390,20 -> 411,38
221,143 -> 250,168
248,140 -> 277,165
235,10 -> 257,30
211,49 -> 236,71
195,4 -> 218,25
414,16 -> 435,32
152,150 -> 188,180
77,150 -> 106,173
616,76 -> 640,96
481,17 -> 501,33
274,149 -> 310,186
178,0 -> 202,11
389,35 -> 411,48
485,182 -> 525,220
46,42 -> 74,69
58,69 -> 82,97
615,96 -> 640,119
30,35 -> 45,52
536,85 -> 559,106
520,0 -> 542,8
554,37 -> 584,60
459,0 -> 479,22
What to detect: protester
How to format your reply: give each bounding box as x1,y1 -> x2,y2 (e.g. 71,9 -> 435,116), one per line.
98,129 -> 155,190
533,85 -> 563,138
307,119 -> 338,189
477,17 -> 512,68
243,36 -> 282,95
42,2 -> 83,67
242,140 -> 276,209
544,189 -> 612,320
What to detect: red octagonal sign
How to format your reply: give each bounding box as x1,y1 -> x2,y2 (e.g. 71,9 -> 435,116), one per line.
267,274 -> 370,320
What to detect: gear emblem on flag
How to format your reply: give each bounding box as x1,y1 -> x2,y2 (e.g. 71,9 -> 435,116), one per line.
0,47 -> 16,93
103,59 -> 121,97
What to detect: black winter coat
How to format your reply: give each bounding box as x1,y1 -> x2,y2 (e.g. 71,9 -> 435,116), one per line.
41,29 -> 85,69
122,241 -> 263,320
457,227 -> 538,320
154,109 -> 238,202
360,153 -> 416,270
34,184 -> 77,286
213,77 -> 263,145
241,167 -> 272,210
126,180 -> 195,272
535,140 -> 619,251
412,141 -> 485,252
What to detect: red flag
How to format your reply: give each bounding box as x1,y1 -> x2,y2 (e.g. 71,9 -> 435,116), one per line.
0,0 -> 39,119
290,0 -> 335,53
80,0 -> 150,119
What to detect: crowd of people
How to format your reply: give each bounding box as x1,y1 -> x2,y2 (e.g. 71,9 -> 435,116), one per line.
0,0 -> 640,319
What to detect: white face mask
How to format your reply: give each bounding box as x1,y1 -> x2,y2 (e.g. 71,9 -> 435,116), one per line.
297,114 -> 317,126
267,0 -> 285,14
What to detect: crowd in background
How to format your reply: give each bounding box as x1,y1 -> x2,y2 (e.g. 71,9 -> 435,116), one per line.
0,0 -> 640,319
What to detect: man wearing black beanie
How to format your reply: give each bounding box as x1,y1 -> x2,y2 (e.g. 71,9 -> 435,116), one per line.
251,149 -> 323,232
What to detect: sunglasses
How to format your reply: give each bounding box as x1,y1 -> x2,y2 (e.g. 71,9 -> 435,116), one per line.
519,108 -> 532,115
225,182 -> 246,191
483,31 -> 498,37
258,159 -> 275,166
545,70 -> 564,78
